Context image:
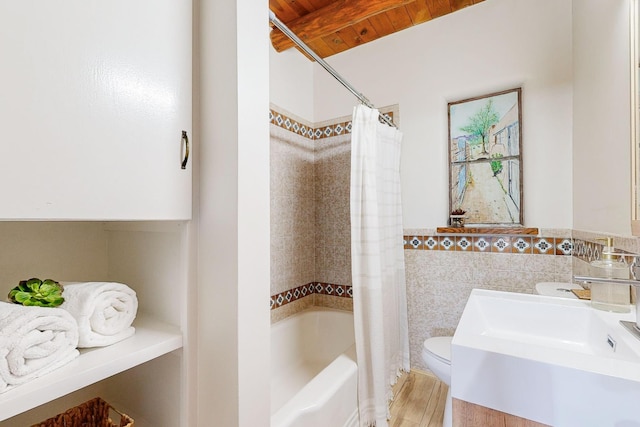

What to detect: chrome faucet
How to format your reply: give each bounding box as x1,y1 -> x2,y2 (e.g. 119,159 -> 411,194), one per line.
631,254 -> 640,280
573,252 -> 640,335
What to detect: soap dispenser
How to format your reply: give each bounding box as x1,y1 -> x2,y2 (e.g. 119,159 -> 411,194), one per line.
589,237 -> 631,313
590,237 -> 628,279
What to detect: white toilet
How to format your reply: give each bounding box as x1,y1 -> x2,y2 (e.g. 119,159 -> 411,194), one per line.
421,336 -> 452,427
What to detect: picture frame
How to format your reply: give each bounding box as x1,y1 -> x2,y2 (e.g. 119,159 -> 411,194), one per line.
448,88 -> 523,226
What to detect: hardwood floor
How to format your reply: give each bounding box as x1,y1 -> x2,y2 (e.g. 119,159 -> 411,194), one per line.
390,370 -> 447,427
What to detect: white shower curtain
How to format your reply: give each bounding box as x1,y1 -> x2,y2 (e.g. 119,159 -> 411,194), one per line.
350,104 -> 410,427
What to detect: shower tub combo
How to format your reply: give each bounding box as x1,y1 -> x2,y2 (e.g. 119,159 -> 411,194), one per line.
270,307 -> 358,427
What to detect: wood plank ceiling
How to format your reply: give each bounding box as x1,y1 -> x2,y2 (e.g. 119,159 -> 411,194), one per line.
269,0 -> 485,58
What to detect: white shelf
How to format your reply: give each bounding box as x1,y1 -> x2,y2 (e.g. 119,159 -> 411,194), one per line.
0,315 -> 183,421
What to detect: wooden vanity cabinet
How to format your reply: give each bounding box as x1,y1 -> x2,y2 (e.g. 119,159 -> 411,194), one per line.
454,398 -> 551,427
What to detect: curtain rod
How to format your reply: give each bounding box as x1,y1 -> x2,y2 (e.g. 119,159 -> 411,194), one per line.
269,11 -> 397,129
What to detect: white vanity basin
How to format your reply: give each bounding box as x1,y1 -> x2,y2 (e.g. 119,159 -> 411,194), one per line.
452,289 -> 640,426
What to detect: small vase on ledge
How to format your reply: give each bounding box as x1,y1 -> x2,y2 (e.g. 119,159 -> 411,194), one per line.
449,209 -> 466,228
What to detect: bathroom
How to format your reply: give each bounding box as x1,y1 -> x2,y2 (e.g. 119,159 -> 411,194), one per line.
0,0 -> 636,426
269,0 -> 637,425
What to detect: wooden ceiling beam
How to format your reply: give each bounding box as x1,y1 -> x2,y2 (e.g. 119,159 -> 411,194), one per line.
270,0 -> 415,52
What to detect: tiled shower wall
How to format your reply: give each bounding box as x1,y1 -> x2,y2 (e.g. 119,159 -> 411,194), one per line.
270,107 -> 354,323
269,104 -> 639,371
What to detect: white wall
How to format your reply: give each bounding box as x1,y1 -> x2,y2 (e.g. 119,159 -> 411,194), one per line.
269,47 -> 314,120
0,222 -> 108,286
198,0 -> 271,425
573,0 -> 632,236
309,0 -> 574,229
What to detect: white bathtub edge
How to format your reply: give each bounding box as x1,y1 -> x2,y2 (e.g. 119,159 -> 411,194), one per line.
271,346 -> 358,427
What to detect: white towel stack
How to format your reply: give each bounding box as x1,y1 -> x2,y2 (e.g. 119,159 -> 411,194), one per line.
0,301 -> 79,393
61,282 -> 138,348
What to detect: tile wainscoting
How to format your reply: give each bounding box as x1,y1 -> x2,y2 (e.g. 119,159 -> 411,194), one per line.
271,232 -> 574,309
270,228 -> 633,370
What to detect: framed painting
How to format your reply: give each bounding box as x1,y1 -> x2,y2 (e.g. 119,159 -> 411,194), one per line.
448,88 -> 523,226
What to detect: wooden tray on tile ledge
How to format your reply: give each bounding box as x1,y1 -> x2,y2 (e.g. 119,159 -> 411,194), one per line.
436,227 -> 539,235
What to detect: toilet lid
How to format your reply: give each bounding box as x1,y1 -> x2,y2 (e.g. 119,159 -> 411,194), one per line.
423,336 -> 452,365
535,282 -> 581,298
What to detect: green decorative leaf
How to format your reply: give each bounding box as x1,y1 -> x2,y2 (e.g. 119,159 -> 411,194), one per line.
26,278 -> 42,293
14,291 -> 32,303
48,297 -> 64,306
40,283 -> 56,294
7,278 -> 64,307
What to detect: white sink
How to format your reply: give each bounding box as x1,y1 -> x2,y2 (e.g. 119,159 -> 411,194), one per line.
452,289 -> 640,426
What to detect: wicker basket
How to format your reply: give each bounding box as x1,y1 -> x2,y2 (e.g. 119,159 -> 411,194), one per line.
31,397 -> 134,427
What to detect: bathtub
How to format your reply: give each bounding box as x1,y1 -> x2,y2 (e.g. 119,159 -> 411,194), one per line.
271,307 -> 358,427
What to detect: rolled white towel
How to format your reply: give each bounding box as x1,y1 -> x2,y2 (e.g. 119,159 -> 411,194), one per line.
61,282 -> 138,348
0,301 -> 79,393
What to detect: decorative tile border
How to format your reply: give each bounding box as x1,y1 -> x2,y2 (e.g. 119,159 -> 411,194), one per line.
403,234 -> 640,261
270,282 -> 352,310
270,109 -> 315,139
270,108 -> 393,141
572,238 -> 636,263
272,236 -> 639,312
403,235 -> 573,256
